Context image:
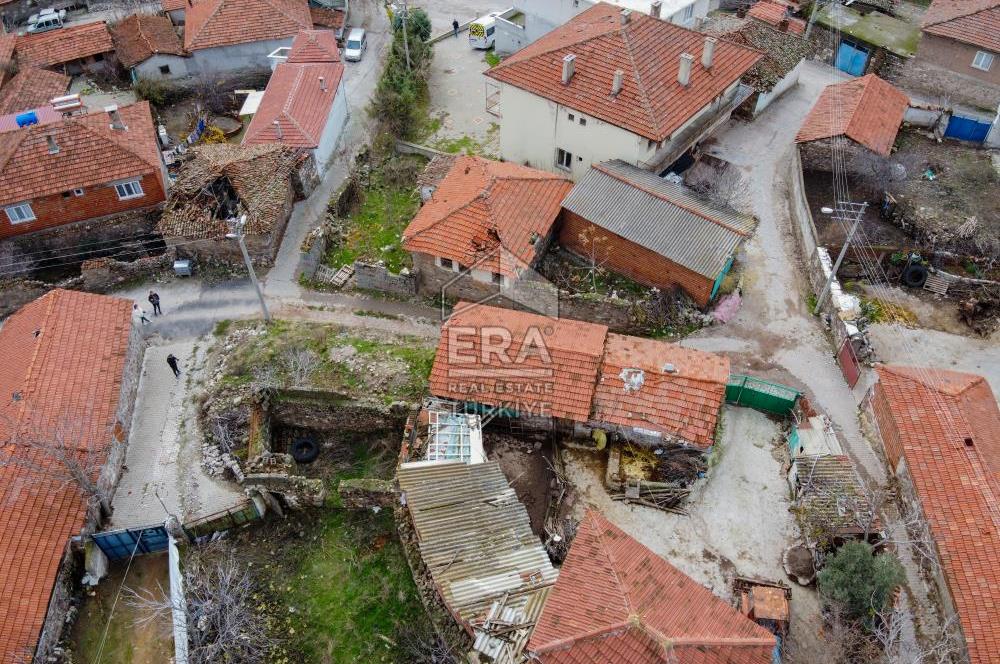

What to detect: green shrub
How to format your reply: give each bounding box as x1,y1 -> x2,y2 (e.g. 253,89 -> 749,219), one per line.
392,7 -> 432,41
132,77 -> 168,107
818,542 -> 905,626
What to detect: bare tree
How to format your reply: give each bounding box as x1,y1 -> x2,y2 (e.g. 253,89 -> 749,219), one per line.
872,597 -> 968,664
282,348 -> 320,387
125,547 -> 278,664
571,227 -> 610,293
209,414 -> 240,454
690,164 -> 750,213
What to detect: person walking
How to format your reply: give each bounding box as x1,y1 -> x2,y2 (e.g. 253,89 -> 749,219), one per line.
166,354 -> 181,378
133,303 -> 150,325
148,290 -> 162,316
452,18 -> 459,37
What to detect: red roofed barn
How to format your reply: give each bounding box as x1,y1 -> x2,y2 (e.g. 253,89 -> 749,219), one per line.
917,0 -> 999,89
242,30 -> 347,172
0,290 -> 142,664
402,155 -> 573,298
111,13 -> 190,80
430,303 -> 729,448
485,2 -> 762,178
183,0 -> 312,73
866,365 -> 1000,664
0,101 -> 168,240
528,511 -> 775,663
14,21 -> 115,75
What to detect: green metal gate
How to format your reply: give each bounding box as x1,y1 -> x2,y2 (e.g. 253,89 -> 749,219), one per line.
725,375 -> 800,415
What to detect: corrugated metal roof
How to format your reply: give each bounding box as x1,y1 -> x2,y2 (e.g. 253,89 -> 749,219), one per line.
561,160 -> 756,280
398,461 -> 557,642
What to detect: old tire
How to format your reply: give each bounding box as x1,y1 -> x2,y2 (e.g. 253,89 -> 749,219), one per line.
902,264 -> 928,289
291,437 -> 320,464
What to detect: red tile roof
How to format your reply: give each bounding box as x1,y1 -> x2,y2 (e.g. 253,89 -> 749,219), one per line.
184,0 -> 312,51
0,32 -> 15,84
747,1 -> 806,34
402,156 -> 573,277
486,2 -> 762,142
15,22 -> 114,69
0,290 -> 133,663
594,334 -> 729,448
0,101 -> 163,208
161,0 -> 189,11
111,14 -> 186,68
795,74 -> 909,156
874,365 -> 1000,664
310,6 -> 346,30
430,303 -> 608,422
921,0 -> 1000,52
242,30 -> 344,149
0,68 -> 70,116
529,511 -> 775,663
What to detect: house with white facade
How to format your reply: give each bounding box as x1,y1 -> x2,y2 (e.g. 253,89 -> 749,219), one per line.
183,0 -> 312,74
495,0 -> 714,56
111,14 -> 190,81
486,2 -> 761,179
242,30 -> 347,173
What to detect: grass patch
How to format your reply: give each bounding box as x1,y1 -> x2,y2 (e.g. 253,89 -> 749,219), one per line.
354,309 -> 403,321
805,292 -> 818,314
860,298 -> 918,325
213,319 -> 232,336
484,49 -> 501,67
432,134 -> 482,155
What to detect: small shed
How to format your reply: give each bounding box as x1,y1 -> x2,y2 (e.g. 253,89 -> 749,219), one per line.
816,3 -> 919,76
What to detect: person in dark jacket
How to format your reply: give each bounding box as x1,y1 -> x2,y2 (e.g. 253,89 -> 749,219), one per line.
166,353 -> 181,378
148,290 -> 162,315
452,19 -> 459,36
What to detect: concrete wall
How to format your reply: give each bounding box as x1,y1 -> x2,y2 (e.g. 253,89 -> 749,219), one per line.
753,59 -> 803,116
915,33 -> 1000,89
133,53 -> 191,81
354,261 -> 417,296
498,83 -> 655,179
314,79 -> 349,173
186,37 -> 294,75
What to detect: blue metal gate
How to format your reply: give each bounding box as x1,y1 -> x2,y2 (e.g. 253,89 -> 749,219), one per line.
92,525 -> 170,561
944,115 -> 992,143
836,40 -> 869,76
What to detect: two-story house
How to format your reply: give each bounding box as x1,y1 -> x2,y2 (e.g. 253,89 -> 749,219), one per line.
0,101 -> 168,240
485,2 -> 761,179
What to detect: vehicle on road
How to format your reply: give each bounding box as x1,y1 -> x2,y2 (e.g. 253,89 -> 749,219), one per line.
26,8 -> 66,34
344,27 -> 367,61
469,11 -> 503,49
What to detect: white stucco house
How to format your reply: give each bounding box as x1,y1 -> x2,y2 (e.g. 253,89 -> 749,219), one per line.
495,0 -> 714,56
485,2 -> 761,178
242,30 -> 348,174
111,14 -> 190,82
183,0 -> 312,75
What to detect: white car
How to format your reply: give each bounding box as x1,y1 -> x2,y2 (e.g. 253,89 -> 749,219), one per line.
26,8 -> 66,34
344,28 -> 367,62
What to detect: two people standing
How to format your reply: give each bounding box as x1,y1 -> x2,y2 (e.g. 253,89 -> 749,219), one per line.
132,290 -> 163,325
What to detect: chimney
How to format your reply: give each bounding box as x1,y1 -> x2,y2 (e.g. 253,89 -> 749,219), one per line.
620,8 -> 631,24
650,1 -> 661,19
46,133 -> 59,154
105,104 -> 127,131
611,69 -> 624,96
319,76 -> 327,91
561,54 -> 576,84
678,53 -> 694,86
778,17 -> 789,32
273,120 -> 282,139
702,37 -> 717,70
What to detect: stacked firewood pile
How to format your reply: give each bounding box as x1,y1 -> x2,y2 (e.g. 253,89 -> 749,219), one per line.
611,482 -> 691,516
651,447 -> 708,485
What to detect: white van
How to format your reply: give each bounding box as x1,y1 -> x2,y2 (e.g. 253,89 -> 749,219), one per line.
469,11 -> 502,49
27,8 -> 66,34
344,28 -> 367,62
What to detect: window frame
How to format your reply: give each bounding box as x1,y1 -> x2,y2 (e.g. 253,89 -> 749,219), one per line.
556,148 -> 573,171
682,4 -> 694,21
579,117 -> 587,126
114,179 -> 144,200
972,51 -> 994,71
4,202 -> 36,224
491,272 -> 505,286
159,64 -> 171,75
73,188 -> 85,197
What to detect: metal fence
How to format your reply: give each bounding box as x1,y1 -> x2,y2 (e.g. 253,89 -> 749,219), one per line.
725,375 -> 800,415
92,525 -> 171,561
182,500 -> 261,540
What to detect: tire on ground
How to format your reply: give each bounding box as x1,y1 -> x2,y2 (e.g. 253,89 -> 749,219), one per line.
291,437 -> 320,463
902,264 -> 928,288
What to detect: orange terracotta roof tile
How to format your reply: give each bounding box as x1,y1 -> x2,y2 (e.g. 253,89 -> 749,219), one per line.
111,14 -> 186,68
921,0 -> 1000,52
0,68 -> 70,116
486,2 -> 762,141
161,0 -> 189,10
15,22 -> 114,69
594,334 -> 729,448
402,156 -> 572,277
875,365 -> 1000,664
184,0 -> 311,51
242,31 -> 344,149
0,32 -> 15,77
0,101 -> 162,208
0,290 -> 133,662
747,1 -> 806,34
429,303 -> 607,422
529,511 -> 775,663
310,6 -> 345,30
795,74 -> 909,156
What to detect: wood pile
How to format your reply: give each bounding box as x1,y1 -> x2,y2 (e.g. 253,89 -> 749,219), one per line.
611,481 -> 691,516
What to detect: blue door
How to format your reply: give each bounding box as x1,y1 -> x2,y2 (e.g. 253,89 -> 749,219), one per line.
836,40 -> 869,76
944,115 -> 992,143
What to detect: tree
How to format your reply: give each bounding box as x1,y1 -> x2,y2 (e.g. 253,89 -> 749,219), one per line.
282,348 -> 320,387
818,541 -> 905,626
393,8 -> 432,41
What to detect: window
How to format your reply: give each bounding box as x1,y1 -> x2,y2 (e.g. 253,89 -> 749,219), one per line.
579,117 -> 587,126
683,4 -> 694,21
73,188 -> 84,197
556,148 -> 572,170
972,51 -> 994,71
491,272 -> 504,286
159,64 -> 171,75
93,52 -> 104,62
486,26 -> 494,36
114,180 -> 144,200
439,257 -> 454,270
5,203 -> 35,224
568,113 -> 575,121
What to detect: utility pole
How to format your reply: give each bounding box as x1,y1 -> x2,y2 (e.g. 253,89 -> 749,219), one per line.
814,201 -> 867,314
227,215 -> 271,322
401,0 -> 411,70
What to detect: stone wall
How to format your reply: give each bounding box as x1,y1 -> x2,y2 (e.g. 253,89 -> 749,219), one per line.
354,261 -> 417,296
337,478 -> 396,510
99,322 -> 145,507
80,251 -> 176,291
34,546 -> 76,664
269,390 -> 409,436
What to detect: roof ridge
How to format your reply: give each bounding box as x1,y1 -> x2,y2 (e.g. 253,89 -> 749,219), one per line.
593,162 -> 750,236
73,109 -> 160,171
0,126 -> 30,173
188,0 -> 228,48
14,291 -> 57,435
490,16 -> 619,70
533,620 -> 635,654
922,0 -> 1000,27
261,0 -> 311,27
588,513 -> 633,614
619,24 -> 661,140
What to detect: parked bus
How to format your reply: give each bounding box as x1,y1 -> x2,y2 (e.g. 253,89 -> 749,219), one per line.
469,11 -> 503,49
